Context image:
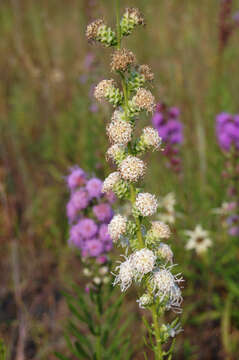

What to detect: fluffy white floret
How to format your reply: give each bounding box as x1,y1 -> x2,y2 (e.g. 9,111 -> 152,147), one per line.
102,172 -> 121,193
131,248 -> 156,279
142,127 -> 161,150
151,267 -> 183,310
107,118 -> 132,145
113,257 -> 134,291
119,156 -> 146,182
108,214 -> 127,242
135,192 -> 158,217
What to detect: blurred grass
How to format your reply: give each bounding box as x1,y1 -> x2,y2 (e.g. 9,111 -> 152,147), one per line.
0,0 -> 239,358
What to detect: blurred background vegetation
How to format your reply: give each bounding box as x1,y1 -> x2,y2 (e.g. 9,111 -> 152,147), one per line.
0,0 -> 239,359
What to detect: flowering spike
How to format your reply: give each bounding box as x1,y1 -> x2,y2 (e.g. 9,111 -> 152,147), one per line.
86,4 -> 183,357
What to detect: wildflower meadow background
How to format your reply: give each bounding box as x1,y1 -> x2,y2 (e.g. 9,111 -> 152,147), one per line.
0,0 -> 239,359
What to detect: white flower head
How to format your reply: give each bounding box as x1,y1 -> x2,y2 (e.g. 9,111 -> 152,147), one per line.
157,243 -> 173,264
151,267 -> 183,310
110,48 -> 136,72
107,117 -> 132,145
94,79 -> 115,101
136,293 -> 153,309
106,144 -> 125,162
124,7 -> 145,26
132,88 -> 156,113
86,19 -> 104,42
185,225 -> 212,255
113,257 -> 134,291
139,64 -> 154,81
108,214 -> 127,242
135,192 -> 158,217
158,193 -> 176,213
83,268 -> 92,277
157,193 -> 176,224
119,156 -> 146,182
102,172 -> 121,193
131,248 -> 156,279
142,127 -> 162,151
93,277 -> 102,285
151,221 -> 171,239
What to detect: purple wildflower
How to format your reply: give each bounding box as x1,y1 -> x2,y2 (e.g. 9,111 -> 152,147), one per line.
69,224 -> 85,248
67,167 -> 86,190
77,218 -> 98,238
86,178 -> 103,199
99,223 -> 111,241
66,200 -> 78,223
103,240 -> 113,252
152,106 -> 183,145
216,112 -> 239,151
85,238 -> 104,257
93,203 -> 113,222
152,103 -> 183,173
66,167 -> 114,262
71,188 -> 89,210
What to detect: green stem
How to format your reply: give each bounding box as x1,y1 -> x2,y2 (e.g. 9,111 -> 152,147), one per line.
95,287 -> 102,360
221,294 -> 232,360
151,304 -> 163,360
96,335 -> 102,360
115,0 -> 121,49
129,184 -> 144,248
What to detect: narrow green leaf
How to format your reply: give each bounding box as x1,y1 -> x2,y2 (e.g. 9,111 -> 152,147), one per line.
75,341 -> 91,359
54,352 -> 71,360
68,320 -> 92,354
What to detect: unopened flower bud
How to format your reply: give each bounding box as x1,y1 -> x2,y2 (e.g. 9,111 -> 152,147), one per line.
120,8 -> 145,37
86,19 -> 117,47
157,243 -> 174,264
139,64 -> 154,81
106,144 -> 126,164
137,293 -> 153,308
102,172 -> 121,193
94,80 -> 123,107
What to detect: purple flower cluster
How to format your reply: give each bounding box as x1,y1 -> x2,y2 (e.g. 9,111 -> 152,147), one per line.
66,167 -> 114,262
152,105 -> 183,145
216,112 -> 239,151
152,103 -> 183,173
